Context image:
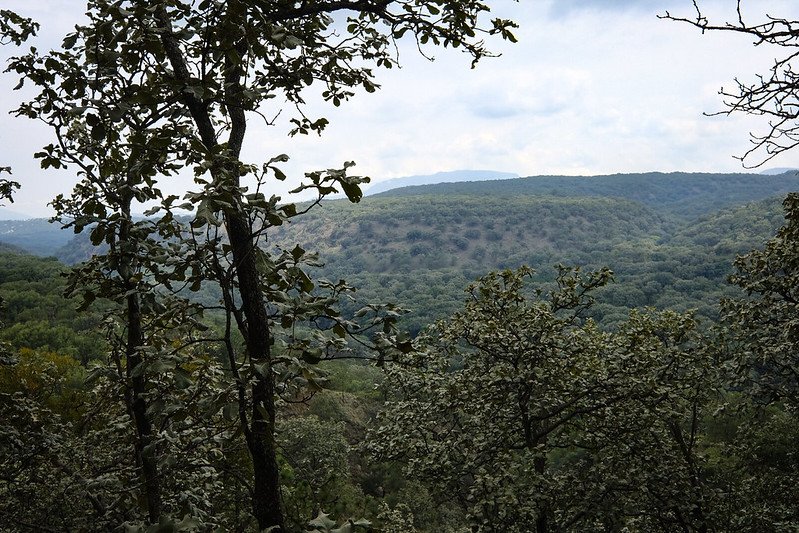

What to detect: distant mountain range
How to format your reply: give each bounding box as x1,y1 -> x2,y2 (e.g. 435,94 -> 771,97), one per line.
376,170 -> 799,219
0,206 -> 33,221
365,170 -> 518,196
759,167 -> 798,175
0,218 -> 72,256
3,170 -> 799,260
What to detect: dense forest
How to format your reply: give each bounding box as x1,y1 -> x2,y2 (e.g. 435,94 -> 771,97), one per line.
5,171 -> 794,333
264,173 -> 795,331
2,1 -> 799,532
2,173 -> 799,531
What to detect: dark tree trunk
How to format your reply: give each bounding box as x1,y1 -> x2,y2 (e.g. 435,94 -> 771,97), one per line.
126,290 -> 162,524
155,5 -> 286,529
534,454 -> 548,533
669,418 -> 709,533
226,209 -> 285,530
119,203 -> 161,524
524,408 -> 548,533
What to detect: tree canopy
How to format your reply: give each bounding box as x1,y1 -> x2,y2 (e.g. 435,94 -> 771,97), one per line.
4,1 -> 799,532
3,1 -> 516,530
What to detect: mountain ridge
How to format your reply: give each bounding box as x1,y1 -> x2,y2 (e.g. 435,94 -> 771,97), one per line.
375,171 -> 799,219
365,169 -> 518,195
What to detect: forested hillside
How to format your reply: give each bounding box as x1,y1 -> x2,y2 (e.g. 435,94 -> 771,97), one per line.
265,189 -> 785,331
2,173 -> 790,333
378,171 -> 799,218
0,250 -> 105,362
3,192 -> 799,532
5,174 -> 787,341
3,0 -> 799,528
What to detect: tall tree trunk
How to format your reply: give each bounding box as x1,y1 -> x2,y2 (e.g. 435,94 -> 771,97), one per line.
525,408 -> 548,533
126,289 -> 162,524
227,209 -> 284,530
534,454 -> 548,533
669,417 -> 709,533
119,202 -> 161,524
155,5 -> 285,529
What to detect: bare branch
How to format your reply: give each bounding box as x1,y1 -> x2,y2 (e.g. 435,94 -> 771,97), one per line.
662,2 -> 799,166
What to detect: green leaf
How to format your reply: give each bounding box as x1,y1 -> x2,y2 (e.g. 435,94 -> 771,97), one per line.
149,358 -> 175,374
309,511 -> 337,530
173,368 -> 193,389
281,203 -> 297,217
89,224 -> 105,245
291,244 -> 305,261
340,180 -> 363,203
91,123 -> 106,141
192,199 -> 220,227
301,349 -> 322,364
333,323 -> 347,338
62,33 -> 78,49
222,402 -> 238,421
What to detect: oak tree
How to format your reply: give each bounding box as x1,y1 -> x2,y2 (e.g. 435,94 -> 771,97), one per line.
7,1 -> 517,530
722,193 -> 799,408
368,267 -> 720,532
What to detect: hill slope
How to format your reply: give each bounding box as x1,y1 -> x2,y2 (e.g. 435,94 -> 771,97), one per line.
376,171 -> 799,219
8,171 -> 795,333
268,192 -> 786,331
0,219 -> 72,256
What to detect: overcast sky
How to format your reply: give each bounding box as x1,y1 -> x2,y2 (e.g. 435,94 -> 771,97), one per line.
2,0 -> 799,217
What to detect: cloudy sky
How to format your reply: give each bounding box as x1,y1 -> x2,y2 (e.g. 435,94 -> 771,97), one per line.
2,0 -> 799,217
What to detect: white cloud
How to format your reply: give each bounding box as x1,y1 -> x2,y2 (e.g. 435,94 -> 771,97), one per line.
4,0 -> 799,216
548,0 -> 681,18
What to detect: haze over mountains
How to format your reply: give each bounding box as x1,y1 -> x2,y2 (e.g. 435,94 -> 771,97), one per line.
0,206 -> 33,221
364,169 -> 519,195
759,167 -> 798,175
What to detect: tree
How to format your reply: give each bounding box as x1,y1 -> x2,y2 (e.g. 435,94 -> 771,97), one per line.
662,1 -> 799,167
368,266 -> 720,532
6,1 -> 517,530
0,10 -> 37,206
636,9 -> 799,517
722,192 -> 799,409
706,193 -> 799,531
277,415 -> 353,528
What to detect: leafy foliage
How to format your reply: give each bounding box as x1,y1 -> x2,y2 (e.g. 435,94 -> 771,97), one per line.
369,266 -> 721,531
5,0 -> 517,529
722,193 -> 799,409
4,0 -> 799,530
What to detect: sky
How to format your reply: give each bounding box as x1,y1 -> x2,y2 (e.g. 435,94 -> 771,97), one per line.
2,0 -> 799,217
